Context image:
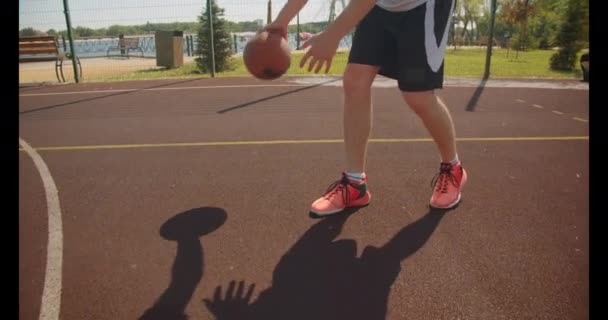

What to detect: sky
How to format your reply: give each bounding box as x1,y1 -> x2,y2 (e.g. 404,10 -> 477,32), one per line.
19,0 -> 346,31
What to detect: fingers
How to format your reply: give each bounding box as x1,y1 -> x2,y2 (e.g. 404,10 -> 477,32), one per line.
325,58 -> 333,74
259,24 -> 286,39
301,38 -> 312,49
244,283 -> 255,302
308,57 -> 320,72
202,298 -> 213,310
205,281 -> 254,302
213,285 -> 222,301
300,50 -> 312,69
301,54 -> 330,74
300,41 -> 333,73
225,280 -> 236,299
270,28 -> 287,39
314,59 -> 325,73
235,280 -> 245,299
310,58 -> 331,74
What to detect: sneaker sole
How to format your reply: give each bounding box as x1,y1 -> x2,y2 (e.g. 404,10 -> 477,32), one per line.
429,192 -> 462,210
310,192 -> 372,217
309,202 -> 370,218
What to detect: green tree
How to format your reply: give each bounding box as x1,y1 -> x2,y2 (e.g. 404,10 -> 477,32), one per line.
459,0 -> 485,45
528,9 -> 560,49
492,4 -> 519,48
522,0 -> 565,49
196,0 -> 234,73
73,26 -> 97,37
499,0 -> 538,51
579,0 -> 588,48
19,27 -> 45,37
550,0 -> 584,70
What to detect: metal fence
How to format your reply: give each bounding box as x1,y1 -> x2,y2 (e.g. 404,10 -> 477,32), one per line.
19,0 -> 358,83
19,0 -> 588,84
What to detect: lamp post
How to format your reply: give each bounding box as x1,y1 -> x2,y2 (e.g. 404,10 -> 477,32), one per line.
483,0 -> 497,80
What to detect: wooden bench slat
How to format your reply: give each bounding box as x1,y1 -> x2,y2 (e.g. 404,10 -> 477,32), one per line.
19,36 -> 57,42
20,42 -> 58,49
20,48 -> 58,55
20,56 -> 59,62
19,36 -> 60,57
20,47 -> 58,52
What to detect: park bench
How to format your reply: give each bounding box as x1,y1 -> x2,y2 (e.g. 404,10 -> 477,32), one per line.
106,37 -> 144,58
19,35 -> 82,83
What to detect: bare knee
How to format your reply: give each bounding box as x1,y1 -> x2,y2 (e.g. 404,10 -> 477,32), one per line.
402,91 -> 436,115
343,64 -> 378,98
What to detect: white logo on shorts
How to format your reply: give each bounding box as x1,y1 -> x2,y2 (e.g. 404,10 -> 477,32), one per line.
424,0 -> 455,72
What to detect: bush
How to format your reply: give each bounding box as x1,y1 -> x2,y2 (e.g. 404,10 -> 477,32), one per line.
550,0 -> 584,71
195,0 -> 235,74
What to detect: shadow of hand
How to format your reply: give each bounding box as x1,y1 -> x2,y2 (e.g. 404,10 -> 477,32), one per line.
203,281 -> 255,320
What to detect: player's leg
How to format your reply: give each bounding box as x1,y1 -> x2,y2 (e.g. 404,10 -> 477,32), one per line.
343,63 -> 380,175
403,91 -> 466,209
403,92 -> 456,164
310,6 -> 387,216
394,0 -> 467,209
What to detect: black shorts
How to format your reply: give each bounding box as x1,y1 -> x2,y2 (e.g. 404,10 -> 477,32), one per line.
348,0 -> 455,92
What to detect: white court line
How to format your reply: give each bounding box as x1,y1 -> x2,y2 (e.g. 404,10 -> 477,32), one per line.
20,89 -> 136,96
573,117 -> 588,123
145,84 -> 303,91
19,138 -> 63,320
552,110 -> 564,115
19,77 -> 589,97
19,84 -> 307,97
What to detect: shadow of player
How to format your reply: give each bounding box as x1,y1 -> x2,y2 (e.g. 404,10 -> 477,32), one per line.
139,207 -> 227,320
203,207 -> 450,320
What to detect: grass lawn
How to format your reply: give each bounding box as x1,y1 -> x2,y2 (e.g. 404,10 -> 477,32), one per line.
90,47 -> 584,82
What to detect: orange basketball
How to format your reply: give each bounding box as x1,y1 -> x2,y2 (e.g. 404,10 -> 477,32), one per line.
243,31 -> 291,80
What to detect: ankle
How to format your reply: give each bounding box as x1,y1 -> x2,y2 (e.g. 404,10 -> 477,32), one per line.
441,154 -> 460,165
345,171 -> 366,184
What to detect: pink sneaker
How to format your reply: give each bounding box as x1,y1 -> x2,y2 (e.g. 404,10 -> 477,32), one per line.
310,173 -> 371,216
430,162 -> 468,209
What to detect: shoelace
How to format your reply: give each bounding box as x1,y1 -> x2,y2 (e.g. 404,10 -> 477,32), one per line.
431,163 -> 459,194
323,175 -> 351,204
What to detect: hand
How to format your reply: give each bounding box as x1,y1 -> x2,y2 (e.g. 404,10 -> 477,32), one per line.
203,280 -> 255,320
299,31 -> 341,74
260,22 -> 288,39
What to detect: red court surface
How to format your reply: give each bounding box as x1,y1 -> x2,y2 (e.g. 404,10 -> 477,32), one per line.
19,76 -> 589,320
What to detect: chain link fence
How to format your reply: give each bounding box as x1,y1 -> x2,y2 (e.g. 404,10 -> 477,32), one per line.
19,0 -> 588,84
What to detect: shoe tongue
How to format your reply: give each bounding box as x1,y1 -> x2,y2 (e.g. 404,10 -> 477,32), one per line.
440,163 -> 453,171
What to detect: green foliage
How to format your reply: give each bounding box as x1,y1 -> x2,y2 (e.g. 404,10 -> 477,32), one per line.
195,0 -> 235,74
528,10 -> 561,49
24,20 -> 330,39
91,49 -> 583,82
288,22 -> 328,34
225,20 -> 264,33
550,0 -> 585,70
19,27 -> 46,37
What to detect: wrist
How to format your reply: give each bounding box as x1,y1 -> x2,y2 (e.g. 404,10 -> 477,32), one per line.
273,16 -> 290,28
323,26 -> 346,43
